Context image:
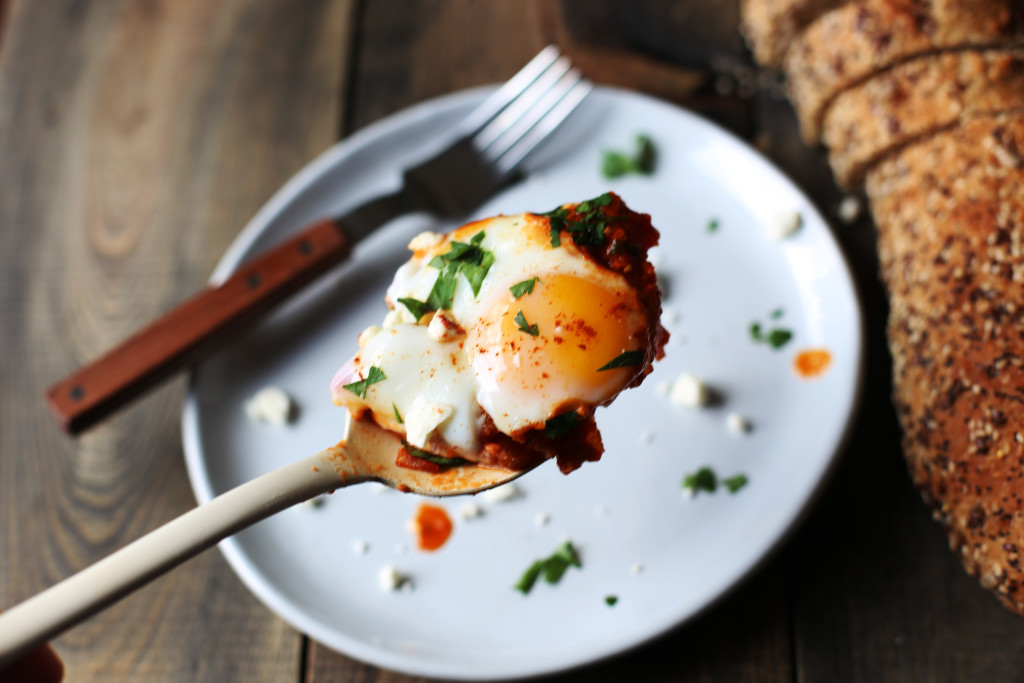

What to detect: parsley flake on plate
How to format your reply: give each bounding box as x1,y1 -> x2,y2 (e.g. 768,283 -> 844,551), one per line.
723,474 -> 749,493
749,309 -> 793,350
342,366 -> 386,399
706,217 -> 720,234
683,466 -> 749,496
515,541 -> 582,594
605,595 -> 619,607
682,466 -> 717,495
601,134 -> 656,178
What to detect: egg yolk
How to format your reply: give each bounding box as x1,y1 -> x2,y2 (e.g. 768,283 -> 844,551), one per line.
480,274 -> 646,410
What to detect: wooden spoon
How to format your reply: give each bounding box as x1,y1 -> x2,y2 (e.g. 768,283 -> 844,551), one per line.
0,415 -> 528,668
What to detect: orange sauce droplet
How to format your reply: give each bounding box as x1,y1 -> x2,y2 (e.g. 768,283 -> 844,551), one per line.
412,504 -> 453,551
794,348 -> 832,379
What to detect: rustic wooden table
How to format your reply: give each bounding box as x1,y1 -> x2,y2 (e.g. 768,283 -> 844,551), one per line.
4,1 -> 1024,681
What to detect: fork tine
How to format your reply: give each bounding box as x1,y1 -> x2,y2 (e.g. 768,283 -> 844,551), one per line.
456,45 -> 562,136
490,77 -> 593,176
472,56 -> 572,152
482,67 -> 584,164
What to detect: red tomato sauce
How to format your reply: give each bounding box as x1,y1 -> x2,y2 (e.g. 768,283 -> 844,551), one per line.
794,348 -> 832,379
412,504 -> 453,551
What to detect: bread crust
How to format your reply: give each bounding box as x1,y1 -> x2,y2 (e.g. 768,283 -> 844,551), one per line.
786,0 -> 1022,143
867,113 -> 1024,614
824,49 -> 1024,187
740,0 -> 849,67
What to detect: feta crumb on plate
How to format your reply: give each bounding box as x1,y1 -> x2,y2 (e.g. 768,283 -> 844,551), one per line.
726,412 -> 752,434
669,373 -> 709,408
378,565 -> 411,592
244,386 -> 295,425
766,210 -> 802,241
458,502 -> 483,520
482,483 -> 523,503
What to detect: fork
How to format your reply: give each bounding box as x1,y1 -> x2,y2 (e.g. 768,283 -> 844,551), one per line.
46,46 -> 592,435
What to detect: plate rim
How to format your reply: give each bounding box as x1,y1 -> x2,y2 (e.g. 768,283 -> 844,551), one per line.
181,84 -> 865,680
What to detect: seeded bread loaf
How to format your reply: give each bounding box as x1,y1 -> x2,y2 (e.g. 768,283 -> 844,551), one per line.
824,49 -> 1024,187
740,0 -> 849,67
786,0 -> 1023,143
866,113 -> 1024,613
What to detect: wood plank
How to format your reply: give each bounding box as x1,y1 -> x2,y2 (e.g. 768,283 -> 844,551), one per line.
0,0 -> 354,680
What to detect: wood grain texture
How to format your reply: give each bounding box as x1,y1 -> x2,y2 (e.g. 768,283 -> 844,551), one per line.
0,0 -> 354,680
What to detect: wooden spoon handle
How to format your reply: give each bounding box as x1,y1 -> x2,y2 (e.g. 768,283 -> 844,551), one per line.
46,218 -> 352,435
0,449 -> 353,669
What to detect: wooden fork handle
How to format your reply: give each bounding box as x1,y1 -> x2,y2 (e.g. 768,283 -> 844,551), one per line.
46,218 -> 352,435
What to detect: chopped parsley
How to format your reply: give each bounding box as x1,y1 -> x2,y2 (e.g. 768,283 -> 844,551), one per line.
342,366 -> 386,399
426,231 -> 495,309
601,134 -> 657,178
682,466 -> 749,496
723,474 -> 748,493
510,277 -> 540,299
749,309 -> 793,350
706,218 -> 720,234
398,297 -> 432,321
682,466 -> 717,495
514,310 -> 539,336
515,541 -> 582,594
392,403 -> 403,424
597,350 -> 644,372
405,443 -> 470,468
544,411 -> 578,438
605,595 -> 619,607
542,192 -> 619,248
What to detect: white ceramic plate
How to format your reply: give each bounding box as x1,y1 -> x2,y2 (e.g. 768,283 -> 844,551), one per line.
182,87 -> 863,680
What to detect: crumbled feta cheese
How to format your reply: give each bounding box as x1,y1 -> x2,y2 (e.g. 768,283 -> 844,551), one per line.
837,195 -> 862,224
351,539 -> 369,555
408,231 -> 444,251
427,309 -> 464,341
661,307 -> 680,325
482,483 -> 523,503
244,386 -> 295,425
670,373 -> 709,408
767,210 -> 802,240
357,325 -> 381,347
458,502 -> 483,520
382,306 -> 417,329
726,412 -> 752,434
631,562 -> 645,575
378,565 -> 410,592
403,395 -> 454,448
534,512 -> 550,526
